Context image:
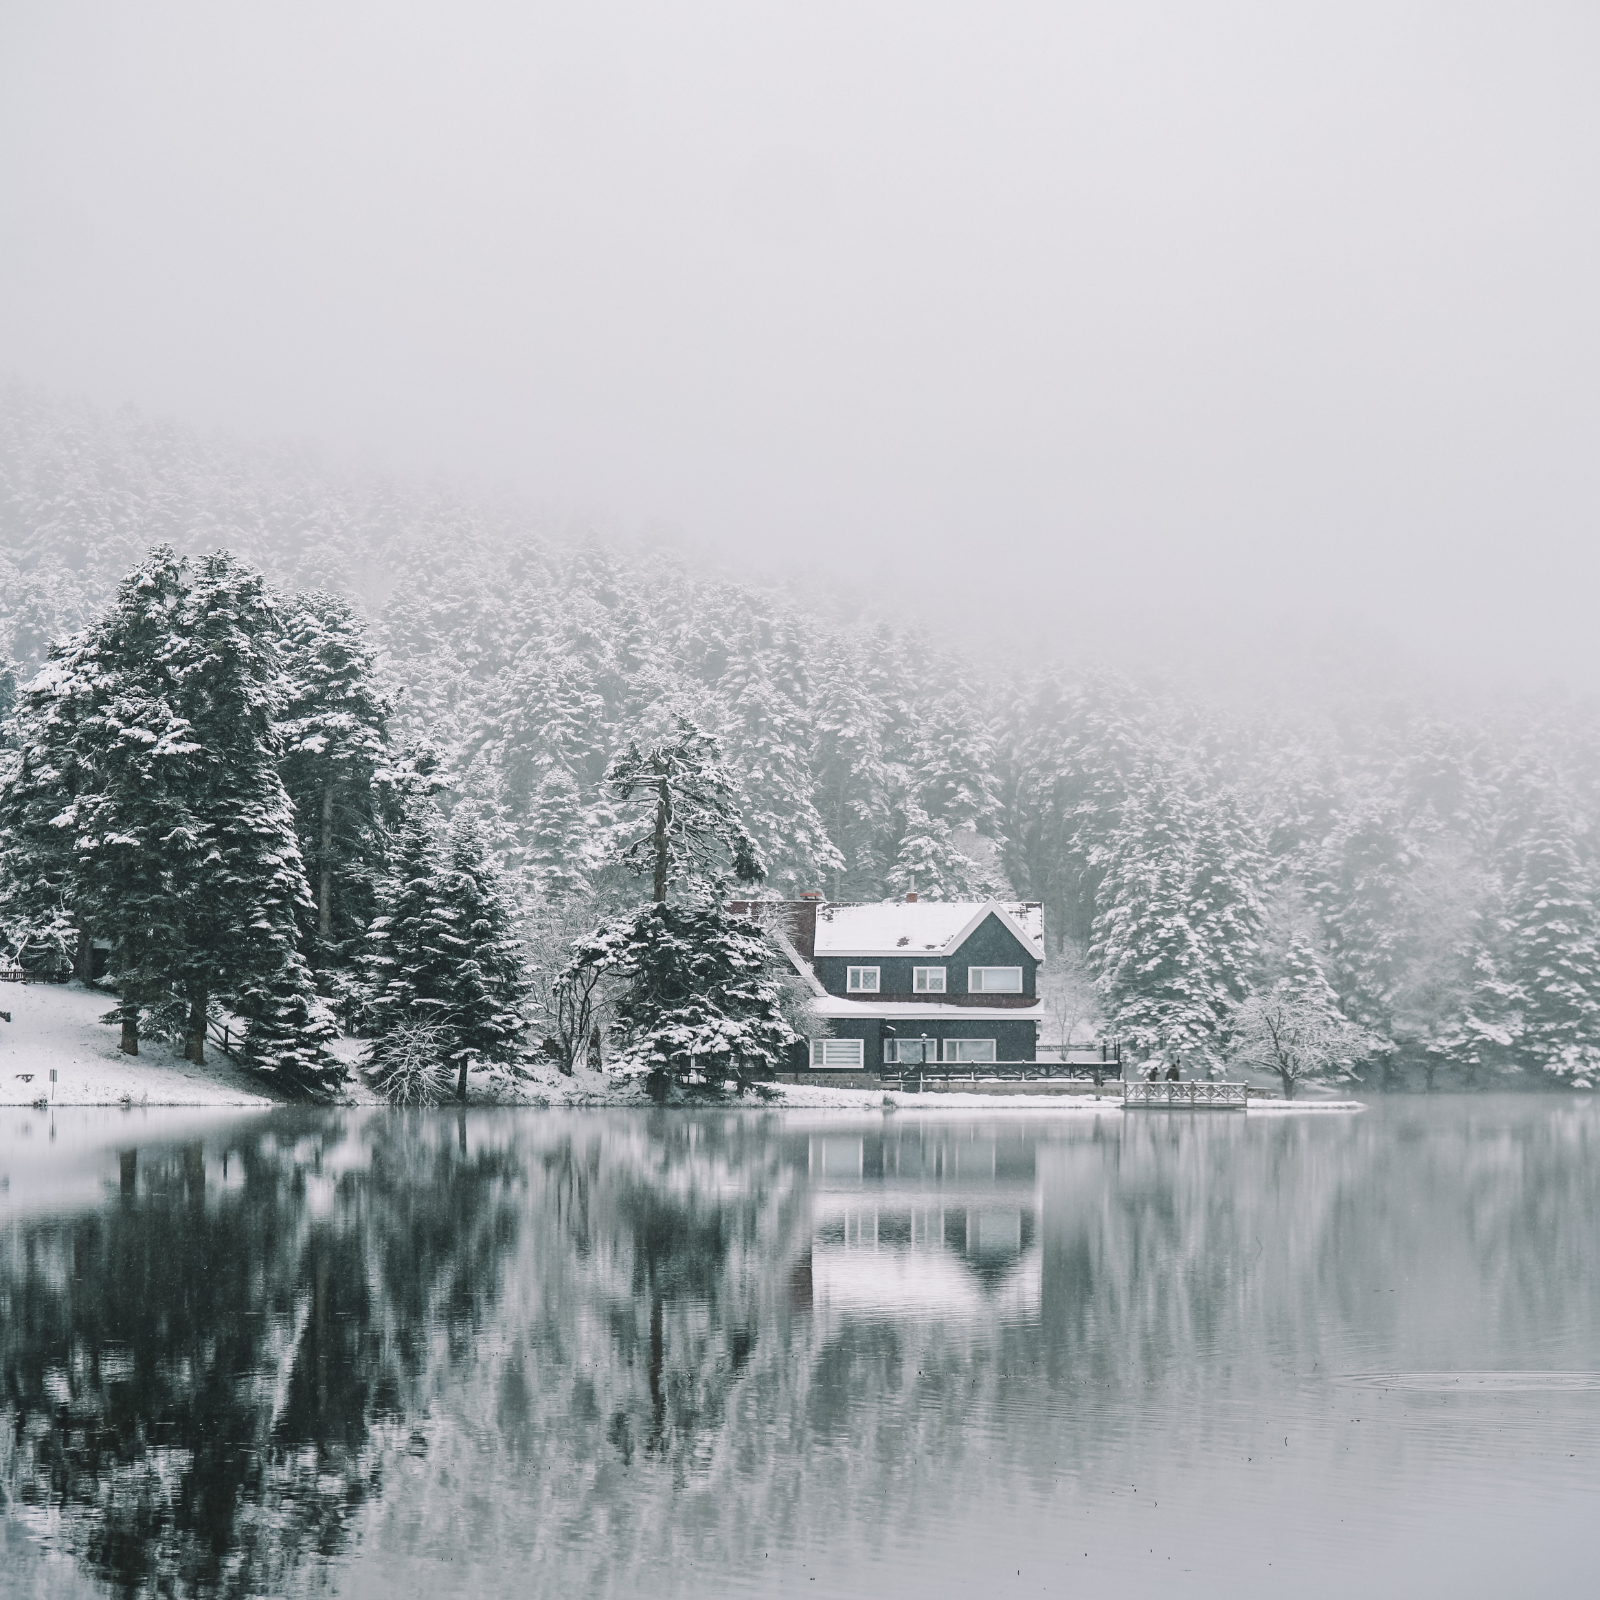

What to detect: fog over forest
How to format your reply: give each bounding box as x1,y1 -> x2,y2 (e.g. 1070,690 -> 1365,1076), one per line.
3,4 -> 1599,1093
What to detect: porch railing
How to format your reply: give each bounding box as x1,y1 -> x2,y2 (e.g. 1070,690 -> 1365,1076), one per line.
1122,1080 -> 1248,1109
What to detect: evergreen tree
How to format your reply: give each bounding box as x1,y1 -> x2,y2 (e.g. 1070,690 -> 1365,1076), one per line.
885,797 -> 995,899
366,802 -> 531,1099
608,717 -> 763,900
0,652 -> 93,975
1090,771 -> 1251,1066
1500,794 -> 1600,1086
527,764 -> 593,902
564,901 -> 794,1099
278,592 -> 395,972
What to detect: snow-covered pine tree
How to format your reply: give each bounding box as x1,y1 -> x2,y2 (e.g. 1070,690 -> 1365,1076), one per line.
565,901 -> 794,1097
607,717 -> 763,900
169,553 -> 340,1090
720,639 -> 842,898
1499,791 -> 1600,1086
365,799 -> 449,1043
50,548 -> 196,1053
809,646 -> 889,899
885,797 -> 995,899
527,764 -> 593,902
278,592 -> 395,973
1090,770 -> 1232,1066
365,801 -> 532,1099
0,650 -> 92,975
432,810 -> 532,1097
556,717 -> 787,1098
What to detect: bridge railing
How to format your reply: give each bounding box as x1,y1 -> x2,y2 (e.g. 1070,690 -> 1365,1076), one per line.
1122,1080 -> 1249,1109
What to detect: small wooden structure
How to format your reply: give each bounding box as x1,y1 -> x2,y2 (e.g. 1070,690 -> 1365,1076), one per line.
1123,1080 -> 1249,1110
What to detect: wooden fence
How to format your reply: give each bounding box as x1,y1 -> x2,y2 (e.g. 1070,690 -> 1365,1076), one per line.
1122,1080 -> 1249,1109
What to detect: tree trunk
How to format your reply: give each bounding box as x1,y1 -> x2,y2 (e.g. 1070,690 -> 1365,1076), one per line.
652,778 -> 670,903
1280,1066 -> 1296,1100
319,780 -> 336,942
184,984 -> 207,1065
457,1052 -> 470,1103
73,920 -> 94,984
119,991 -> 139,1057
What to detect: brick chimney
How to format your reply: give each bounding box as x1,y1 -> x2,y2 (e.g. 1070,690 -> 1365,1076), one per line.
799,891 -> 822,900
905,891 -> 918,903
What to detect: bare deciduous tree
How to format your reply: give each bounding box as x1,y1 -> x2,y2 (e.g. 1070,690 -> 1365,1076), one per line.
1227,991 -> 1376,1100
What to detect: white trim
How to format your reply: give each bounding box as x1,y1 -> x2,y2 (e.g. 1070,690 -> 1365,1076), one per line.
811,1038 -> 865,1069
846,965 -> 880,993
912,966 -> 946,993
968,965 -> 1023,994
808,997 -> 1043,1021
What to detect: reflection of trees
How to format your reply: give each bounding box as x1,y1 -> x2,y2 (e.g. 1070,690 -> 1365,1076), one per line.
10,1103 -> 1600,1598
0,1112 -> 524,1599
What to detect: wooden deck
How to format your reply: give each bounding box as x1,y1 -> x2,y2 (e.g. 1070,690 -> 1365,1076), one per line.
1123,1080 -> 1249,1110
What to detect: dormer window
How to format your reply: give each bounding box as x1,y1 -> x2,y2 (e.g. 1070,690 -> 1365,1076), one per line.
968,966 -> 1023,994
913,967 -> 946,993
846,966 -> 880,993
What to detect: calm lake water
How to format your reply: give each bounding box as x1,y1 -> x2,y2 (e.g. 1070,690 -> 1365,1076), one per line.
3,1098 -> 1599,1599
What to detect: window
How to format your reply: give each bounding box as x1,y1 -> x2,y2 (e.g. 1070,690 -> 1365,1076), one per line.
912,966 -> 946,993
885,1037 -> 936,1065
968,966 -> 1023,994
943,1039 -> 997,1064
846,966 -> 880,993
811,1038 -> 865,1068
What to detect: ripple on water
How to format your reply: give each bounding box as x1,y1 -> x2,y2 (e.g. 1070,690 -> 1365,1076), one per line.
1338,1371 -> 1600,1393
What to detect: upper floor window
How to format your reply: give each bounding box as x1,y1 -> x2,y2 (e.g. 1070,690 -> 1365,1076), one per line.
912,966 -> 946,993
968,966 -> 1023,994
847,966 -> 880,993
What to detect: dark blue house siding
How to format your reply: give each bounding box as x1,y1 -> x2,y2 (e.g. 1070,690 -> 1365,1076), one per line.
812,913 -> 1038,1000
805,1016 -> 1038,1071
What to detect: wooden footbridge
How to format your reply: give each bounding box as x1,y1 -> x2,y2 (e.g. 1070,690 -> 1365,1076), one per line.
1122,1080 -> 1249,1110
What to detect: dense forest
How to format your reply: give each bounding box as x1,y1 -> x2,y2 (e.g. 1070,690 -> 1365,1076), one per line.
4,382 -> 1600,1089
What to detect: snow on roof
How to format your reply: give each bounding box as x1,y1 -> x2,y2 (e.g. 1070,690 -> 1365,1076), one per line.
812,899 -> 1045,959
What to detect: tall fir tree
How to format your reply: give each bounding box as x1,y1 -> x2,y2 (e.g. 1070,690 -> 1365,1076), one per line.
1500,793 -> 1600,1086
366,801 -> 531,1098
278,592 -> 395,974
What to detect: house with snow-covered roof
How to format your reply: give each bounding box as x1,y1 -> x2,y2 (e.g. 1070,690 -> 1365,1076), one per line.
730,892 -> 1045,1074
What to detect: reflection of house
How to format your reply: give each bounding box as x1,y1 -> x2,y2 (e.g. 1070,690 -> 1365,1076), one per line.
733,893 -> 1046,1073
805,1127 -> 1041,1310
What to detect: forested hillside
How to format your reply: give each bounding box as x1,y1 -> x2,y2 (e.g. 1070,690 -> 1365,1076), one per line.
5,383 -> 1600,1088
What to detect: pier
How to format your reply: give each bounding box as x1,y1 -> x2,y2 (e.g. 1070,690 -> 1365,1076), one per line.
1122,1081 -> 1249,1110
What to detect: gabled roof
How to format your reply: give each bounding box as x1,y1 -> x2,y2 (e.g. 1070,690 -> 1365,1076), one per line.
812,899 -> 1045,961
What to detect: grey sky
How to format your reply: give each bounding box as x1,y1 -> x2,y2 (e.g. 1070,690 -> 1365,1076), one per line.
2,2 -> 1597,686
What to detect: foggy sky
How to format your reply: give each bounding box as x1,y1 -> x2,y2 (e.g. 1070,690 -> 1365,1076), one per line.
2,2 -> 1597,688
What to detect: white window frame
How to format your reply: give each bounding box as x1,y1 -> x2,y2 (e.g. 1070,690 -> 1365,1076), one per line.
811,1038 -> 865,1069
912,966 -> 947,993
942,1038 -> 997,1064
968,966 -> 1023,994
846,965 -> 880,993
884,1037 -> 937,1065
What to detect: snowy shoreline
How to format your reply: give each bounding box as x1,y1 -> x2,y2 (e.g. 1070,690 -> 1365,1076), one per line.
1,982 -> 1365,1113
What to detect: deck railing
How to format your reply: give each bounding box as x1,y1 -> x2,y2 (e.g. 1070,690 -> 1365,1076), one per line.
1123,1080 -> 1249,1109
884,1061 -> 1121,1088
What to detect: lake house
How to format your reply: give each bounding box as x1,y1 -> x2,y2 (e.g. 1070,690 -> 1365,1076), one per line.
730,893 -> 1046,1073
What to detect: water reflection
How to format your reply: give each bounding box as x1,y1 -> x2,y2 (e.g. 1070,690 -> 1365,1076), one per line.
3,1100 -> 1600,1599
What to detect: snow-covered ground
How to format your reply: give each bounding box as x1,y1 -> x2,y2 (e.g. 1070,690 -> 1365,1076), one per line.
0,984 -> 1367,1112
0,981 -> 280,1107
